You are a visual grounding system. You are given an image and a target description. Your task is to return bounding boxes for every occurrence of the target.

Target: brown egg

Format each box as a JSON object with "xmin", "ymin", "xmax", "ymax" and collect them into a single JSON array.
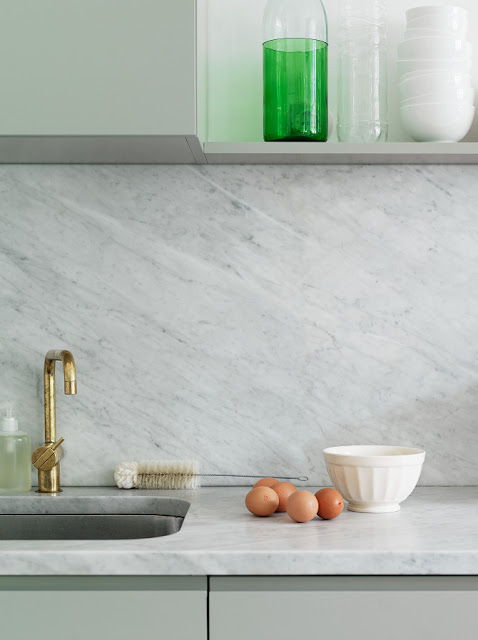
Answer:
[
  {"xmin": 315, "ymin": 488, "xmax": 344, "ymax": 520},
  {"xmin": 271, "ymin": 482, "xmax": 296, "ymax": 512},
  {"xmin": 253, "ymin": 477, "xmax": 279, "ymax": 488},
  {"xmin": 286, "ymin": 490, "xmax": 319, "ymax": 523},
  {"xmin": 245, "ymin": 486, "xmax": 279, "ymax": 516}
]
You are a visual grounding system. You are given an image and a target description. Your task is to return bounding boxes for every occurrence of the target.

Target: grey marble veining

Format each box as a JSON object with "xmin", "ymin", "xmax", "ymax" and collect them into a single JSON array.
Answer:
[
  {"xmin": 0, "ymin": 487, "xmax": 476, "ymax": 575},
  {"xmin": 0, "ymin": 165, "xmax": 478, "ymax": 486}
]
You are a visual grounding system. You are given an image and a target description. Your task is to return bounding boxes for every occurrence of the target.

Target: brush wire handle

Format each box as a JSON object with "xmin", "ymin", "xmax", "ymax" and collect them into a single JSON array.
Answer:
[
  {"xmin": 114, "ymin": 461, "xmax": 308, "ymax": 490},
  {"xmin": 199, "ymin": 474, "xmax": 309, "ymax": 481}
]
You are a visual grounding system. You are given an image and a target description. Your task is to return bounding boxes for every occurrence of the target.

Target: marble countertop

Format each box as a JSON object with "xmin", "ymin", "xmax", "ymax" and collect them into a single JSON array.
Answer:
[{"xmin": 0, "ymin": 486, "xmax": 476, "ymax": 576}]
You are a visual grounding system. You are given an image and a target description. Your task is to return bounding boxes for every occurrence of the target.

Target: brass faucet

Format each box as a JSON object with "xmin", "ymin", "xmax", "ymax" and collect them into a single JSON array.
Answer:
[{"xmin": 32, "ymin": 350, "xmax": 77, "ymax": 493}]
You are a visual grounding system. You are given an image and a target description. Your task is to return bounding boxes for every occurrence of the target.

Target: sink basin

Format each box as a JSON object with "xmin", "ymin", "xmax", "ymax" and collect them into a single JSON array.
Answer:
[
  {"xmin": 0, "ymin": 514, "xmax": 184, "ymax": 540},
  {"xmin": 0, "ymin": 490, "xmax": 190, "ymax": 540}
]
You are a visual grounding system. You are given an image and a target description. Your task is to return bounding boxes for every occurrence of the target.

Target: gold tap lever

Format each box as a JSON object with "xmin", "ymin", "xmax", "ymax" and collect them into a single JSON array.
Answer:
[
  {"xmin": 32, "ymin": 350, "xmax": 77, "ymax": 493},
  {"xmin": 32, "ymin": 438, "xmax": 65, "ymax": 472}
]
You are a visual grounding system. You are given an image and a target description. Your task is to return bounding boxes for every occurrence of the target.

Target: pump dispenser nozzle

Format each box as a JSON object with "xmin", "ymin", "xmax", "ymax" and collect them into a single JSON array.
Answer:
[{"xmin": 0, "ymin": 401, "xmax": 18, "ymax": 432}]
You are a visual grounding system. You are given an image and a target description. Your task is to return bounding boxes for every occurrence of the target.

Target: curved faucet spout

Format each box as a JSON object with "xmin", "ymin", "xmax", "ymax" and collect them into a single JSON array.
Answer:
[
  {"xmin": 45, "ymin": 349, "xmax": 77, "ymax": 396},
  {"xmin": 44, "ymin": 350, "xmax": 77, "ymax": 446},
  {"xmin": 34, "ymin": 349, "xmax": 77, "ymax": 492}
]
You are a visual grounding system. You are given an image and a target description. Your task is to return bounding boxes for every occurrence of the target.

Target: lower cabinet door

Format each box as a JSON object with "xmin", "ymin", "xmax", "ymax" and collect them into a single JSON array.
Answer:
[
  {"xmin": 0, "ymin": 576, "xmax": 207, "ymax": 640},
  {"xmin": 209, "ymin": 576, "xmax": 478, "ymax": 640}
]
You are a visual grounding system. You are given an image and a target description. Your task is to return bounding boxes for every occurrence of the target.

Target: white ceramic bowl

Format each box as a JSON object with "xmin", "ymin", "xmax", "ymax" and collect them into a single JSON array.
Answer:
[
  {"xmin": 404, "ymin": 27, "xmax": 467, "ymax": 40},
  {"xmin": 323, "ymin": 445, "xmax": 425, "ymax": 513},
  {"xmin": 400, "ymin": 102, "xmax": 475, "ymax": 142},
  {"xmin": 400, "ymin": 87, "xmax": 474, "ymax": 106},
  {"xmin": 398, "ymin": 37, "xmax": 471, "ymax": 61},
  {"xmin": 399, "ymin": 70, "xmax": 471, "ymax": 99},
  {"xmin": 406, "ymin": 5, "xmax": 468, "ymax": 24},
  {"xmin": 398, "ymin": 58, "xmax": 472, "ymax": 77}
]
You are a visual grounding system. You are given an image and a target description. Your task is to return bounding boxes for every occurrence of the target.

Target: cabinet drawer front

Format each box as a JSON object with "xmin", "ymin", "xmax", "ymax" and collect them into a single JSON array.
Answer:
[
  {"xmin": 210, "ymin": 577, "xmax": 478, "ymax": 640},
  {"xmin": 0, "ymin": 576, "xmax": 207, "ymax": 640}
]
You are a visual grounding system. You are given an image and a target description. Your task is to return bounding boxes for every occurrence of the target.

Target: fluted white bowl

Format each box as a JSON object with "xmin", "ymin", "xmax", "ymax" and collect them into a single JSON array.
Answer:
[
  {"xmin": 323, "ymin": 445, "xmax": 425, "ymax": 513},
  {"xmin": 399, "ymin": 70, "xmax": 471, "ymax": 100},
  {"xmin": 398, "ymin": 36, "xmax": 471, "ymax": 61}
]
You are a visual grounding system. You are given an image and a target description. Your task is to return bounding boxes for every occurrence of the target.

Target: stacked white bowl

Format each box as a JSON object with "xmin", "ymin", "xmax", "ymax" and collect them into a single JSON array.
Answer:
[{"xmin": 398, "ymin": 5, "xmax": 475, "ymax": 142}]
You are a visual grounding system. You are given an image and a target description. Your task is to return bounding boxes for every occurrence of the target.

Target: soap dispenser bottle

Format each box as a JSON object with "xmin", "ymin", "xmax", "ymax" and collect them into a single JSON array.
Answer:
[{"xmin": 0, "ymin": 402, "xmax": 31, "ymax": 492}]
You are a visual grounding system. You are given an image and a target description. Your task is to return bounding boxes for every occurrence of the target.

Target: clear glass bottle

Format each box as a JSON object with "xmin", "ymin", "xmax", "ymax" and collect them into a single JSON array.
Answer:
[
  {"xmin": 0, "ymin": 402, "xmax": 31, "ymax": 493},
  {"xmin": 337, "ymin": 0, "xmax": 388, "ymax": 143},
  {"xmin": 263, "ymin": 0, "xmax": 328, "ymax": 142}
]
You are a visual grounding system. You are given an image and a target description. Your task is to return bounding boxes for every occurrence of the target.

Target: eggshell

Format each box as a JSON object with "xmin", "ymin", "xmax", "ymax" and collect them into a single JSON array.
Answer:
[
  {"xmin": 315, "ymin": 488, "xmax": 344, "ymax": 520},
  {"xmin": 271, "ymin": 482, "xmax": 296, "ymax": 512},
  {"xmin": 286, "ymin": 490, "xmax": 319, "ymax": 523},
  {"xmin": 245, "ymin": 486, "xmax": 279, "ymax": 516},
  {"xmin": 253, "ymin": 477, "xmax": 279, "ymax": 488}
]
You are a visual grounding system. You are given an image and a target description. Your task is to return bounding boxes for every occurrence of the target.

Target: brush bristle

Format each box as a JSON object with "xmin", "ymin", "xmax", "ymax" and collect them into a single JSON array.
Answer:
[
  {"xmin": 136, "ymin": 460, "xmax": 200, "ymax": 490},
  {"xmin": 114, "ymin": 461, "xmax": 138, "ymax": 489}
]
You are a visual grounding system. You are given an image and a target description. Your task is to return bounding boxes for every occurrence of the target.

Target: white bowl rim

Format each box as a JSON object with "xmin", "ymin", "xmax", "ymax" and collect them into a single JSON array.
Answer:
[
  {"xmin": 407, "ymin": 6, "xmax": 468, "ymax": 18},
  {"xmin": 406, "ymin": 26, "xmax": 466, "ymax": 32},
  {"xmin": 400, "ymin": 90, "xmax": 474, "ymax": 104},
  {"xmin": 407, "ymin": 16, "xmax": 468, "ymax": 26},
  {"xmin": 400, "ymin": 69, "xmax": 472, "ymax": 81},
  {"xmin": 400, "ymin": 35, "xmax": 470, "ymax": 43},
  {"xmin": 400, "ymin": 102, "xmax": 475, "ymax": 109},
  {"xmin": 401, "ymin": 67, "xmax": 471, "ymax": 74},
  {"xmin": 405, "ymin": 29, "xmax": 467, "ymax": 34},
  {"xmin": 398, "ymin": 58, "xmax": 472, "ymax": 62},
  {"xmin": 399, "ymin": 71, "xmax": 472, "ymax": 85},
  {"xmin": 404, "ymin": 31, "xmax": 469, "ymax": 39},
  {"xmin": 401, "ymin": 101, "xmax": 475, "ymax": 108},
  {"xmin": 323, "ymin": 445, "xmax": 426, "ymax": 467}
]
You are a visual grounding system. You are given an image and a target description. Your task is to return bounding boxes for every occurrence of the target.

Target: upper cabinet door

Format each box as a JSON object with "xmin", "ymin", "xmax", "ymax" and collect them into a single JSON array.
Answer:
[{"xmin": 0, "ymin": 0, "xmax": 196, "ymax": 135}]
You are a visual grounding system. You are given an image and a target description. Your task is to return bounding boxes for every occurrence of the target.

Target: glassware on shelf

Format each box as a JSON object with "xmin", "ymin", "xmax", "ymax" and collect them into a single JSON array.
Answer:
[
  {"xmin": 337, "ymin": 0, "xmax": 388, "ymax": 143},
  {"xmin": 263, "ymin": 0, "xmax": 328, "ymax": 142}
]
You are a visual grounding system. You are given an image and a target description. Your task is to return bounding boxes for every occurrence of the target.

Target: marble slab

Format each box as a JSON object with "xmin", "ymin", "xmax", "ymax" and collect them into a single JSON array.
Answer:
[
  {"xmin": 0, "ymin": 487, "xmax": 476, "ymax": 575},
  {"xmin": 0, "ymin": 165, "xmax": 478, "ymax": 486}
]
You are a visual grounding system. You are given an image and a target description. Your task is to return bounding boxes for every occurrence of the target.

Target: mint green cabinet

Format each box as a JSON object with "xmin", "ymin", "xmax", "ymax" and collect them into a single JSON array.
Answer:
[
  {"xmin": 0, "ymin": 576, "xmax": 207, "ymax": 640},
  {"xmin": 0, "ymin": 0, "xmax": 206, "ymax": 162},
  {"xmin": 209, "ymin": 577, "xmax": 478, "ymax": 640},
  {"xmin": 3, "ymin": 574, "xmax": 476, "ymax": 639}
]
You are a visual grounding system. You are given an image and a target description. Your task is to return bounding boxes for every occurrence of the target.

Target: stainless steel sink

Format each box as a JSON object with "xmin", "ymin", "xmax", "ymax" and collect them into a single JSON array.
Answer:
[
  {"xmin": 0, "ymin": 491, "xmax": 190, "ymax": 541},
  {"xmin": 0, "ymin": 514, "xmax": 184, "ymax": 540}
]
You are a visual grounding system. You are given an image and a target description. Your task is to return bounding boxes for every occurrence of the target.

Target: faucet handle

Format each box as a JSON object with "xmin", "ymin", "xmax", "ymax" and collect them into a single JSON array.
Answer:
[{"xmin": 32, "ymin": 437, "xmax": 65, "ymax": 471}]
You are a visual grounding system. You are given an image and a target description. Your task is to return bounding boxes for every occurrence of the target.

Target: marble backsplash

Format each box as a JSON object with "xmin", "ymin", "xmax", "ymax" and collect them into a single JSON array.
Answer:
[{"xmin": 1, "ymin": 164, "xmax": 477, "ymax": 487}]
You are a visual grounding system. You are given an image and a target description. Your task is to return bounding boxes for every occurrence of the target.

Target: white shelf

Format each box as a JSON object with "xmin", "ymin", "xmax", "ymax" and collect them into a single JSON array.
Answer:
[{"xmin": 203, "ymin": 142, "xmax": 478, "ymax": 164}]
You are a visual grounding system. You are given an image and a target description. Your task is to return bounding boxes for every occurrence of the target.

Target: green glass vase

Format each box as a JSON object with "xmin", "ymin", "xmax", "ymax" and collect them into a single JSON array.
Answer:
[
  {"xmin": 263, "ymin": 38, "xmax": 328, "ymax": 142},
  {"xmin": 263, "ymin": 0, "xmax": 328, "ymax": 142}
]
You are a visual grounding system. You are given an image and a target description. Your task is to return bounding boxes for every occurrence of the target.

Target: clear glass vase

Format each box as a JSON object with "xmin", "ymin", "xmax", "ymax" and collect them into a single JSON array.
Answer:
[
  {"xmin": 263, "ymin": 0, "xmax": 328, "ymax": 142},
  {"xmin": 337, "ymin": 0, "xmax": 388, "ymax": 143}
]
